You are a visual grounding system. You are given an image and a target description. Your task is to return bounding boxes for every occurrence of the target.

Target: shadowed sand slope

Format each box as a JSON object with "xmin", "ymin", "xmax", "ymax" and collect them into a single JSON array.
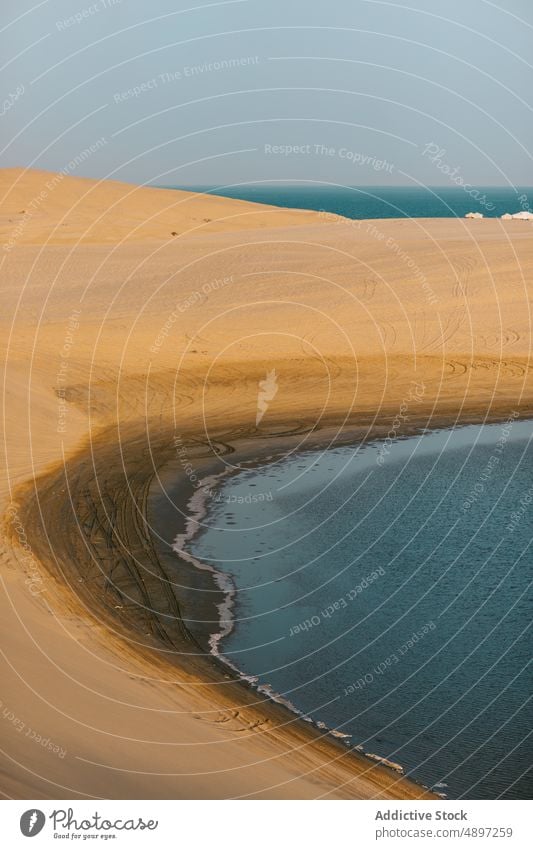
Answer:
[{"xmin": 1, "ymin": 169, "xmax": 532, "ymax": 799}]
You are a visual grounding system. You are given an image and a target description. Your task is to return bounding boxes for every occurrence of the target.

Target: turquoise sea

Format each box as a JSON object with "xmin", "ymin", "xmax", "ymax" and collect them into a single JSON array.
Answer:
[{"xmin": 185, "ymin": 420, "xmax": 533, "ymax": 799}]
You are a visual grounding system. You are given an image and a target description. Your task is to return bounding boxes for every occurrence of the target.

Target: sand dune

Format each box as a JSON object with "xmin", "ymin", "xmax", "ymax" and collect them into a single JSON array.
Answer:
[{"xmin": 1, "ymin": 168, "xmax": 532, "ymax": 799}]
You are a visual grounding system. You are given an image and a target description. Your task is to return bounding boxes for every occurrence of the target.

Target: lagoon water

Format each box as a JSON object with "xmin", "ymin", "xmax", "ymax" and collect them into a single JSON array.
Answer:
[
  {"xmin": 177, "ymin": 185, "xmax": 533, "ymax": 220},
  {"xmin": 187, "ymin": 420, "xmax": 533, "ymax": 798}
]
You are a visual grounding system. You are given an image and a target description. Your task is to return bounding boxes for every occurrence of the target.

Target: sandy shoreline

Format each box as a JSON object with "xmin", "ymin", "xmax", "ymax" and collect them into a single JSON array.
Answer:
[{"xmin": 2, "ymin": 168, "xmax": 532, "ymax": 798}]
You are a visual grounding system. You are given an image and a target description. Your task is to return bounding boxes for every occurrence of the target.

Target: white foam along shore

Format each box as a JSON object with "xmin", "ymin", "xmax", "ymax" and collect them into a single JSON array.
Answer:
[{"xmin": 171, "ymin": 467, "xmax": 237, "ymax": 657}]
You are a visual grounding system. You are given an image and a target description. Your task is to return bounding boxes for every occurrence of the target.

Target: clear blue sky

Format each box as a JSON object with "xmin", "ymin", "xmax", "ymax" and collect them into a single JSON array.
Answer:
[{"xmin": 2, "ymin": 0, "xmax": 532, "ymax": 187}]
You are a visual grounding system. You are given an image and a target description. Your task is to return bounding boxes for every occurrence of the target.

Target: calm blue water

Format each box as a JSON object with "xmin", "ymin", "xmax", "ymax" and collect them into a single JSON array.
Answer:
[
  {"xmin": 174, "ymin": 185, "xmax": 533, "ymax": 220},
  {"xmin": 187, "ymin": 419, "xmax": 533, "ymax": 799}
]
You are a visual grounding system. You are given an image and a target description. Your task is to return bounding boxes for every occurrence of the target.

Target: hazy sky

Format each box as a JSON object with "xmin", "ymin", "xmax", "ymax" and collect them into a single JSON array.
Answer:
[{"xmin": 2, "ymin": 0, "xmax": 532, "ymax": 187}]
